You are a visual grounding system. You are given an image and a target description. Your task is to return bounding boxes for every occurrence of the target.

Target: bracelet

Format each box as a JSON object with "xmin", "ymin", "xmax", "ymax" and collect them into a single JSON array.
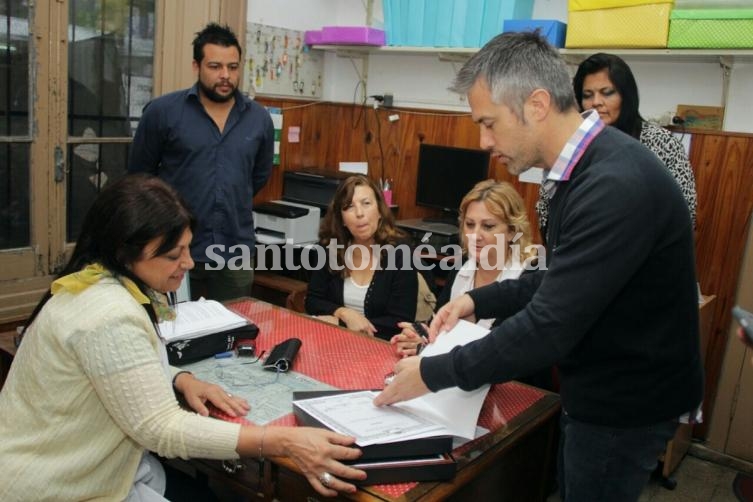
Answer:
[
  {"xmin": 259, "ymin": 425, "xmax": 267, "ymax": 461},
  {"xmin": 172, "ymin": 371, "xmax": 192, "ymax": 392}
]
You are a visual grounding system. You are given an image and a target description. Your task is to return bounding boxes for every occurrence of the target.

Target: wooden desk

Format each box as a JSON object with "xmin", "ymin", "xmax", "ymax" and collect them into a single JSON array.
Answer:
[{"xmin": 179, "ymin": 299, "xmax": 561, "ymax": 501}]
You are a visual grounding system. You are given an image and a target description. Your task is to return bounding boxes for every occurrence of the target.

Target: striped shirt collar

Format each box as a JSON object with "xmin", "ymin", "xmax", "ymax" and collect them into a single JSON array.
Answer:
[{"xmin": 542, "ymin": 110, "xmax": 605, "ymax": 195}]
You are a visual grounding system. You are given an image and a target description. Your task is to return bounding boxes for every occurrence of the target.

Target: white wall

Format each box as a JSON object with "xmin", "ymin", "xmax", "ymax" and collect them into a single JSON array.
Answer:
[{"xmin": 247, "ymin": 0, "xmax": 752, "ymax": 133}]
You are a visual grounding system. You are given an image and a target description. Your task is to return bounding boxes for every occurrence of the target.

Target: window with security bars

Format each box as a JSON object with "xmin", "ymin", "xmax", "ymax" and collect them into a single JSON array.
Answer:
[
  {"xmin": 66, "ymin": 0, "xmax": 155, "ymax": 241},
  {"xmin": 0, "ymin": 0, "xmax": 31, "ymax": 249}
]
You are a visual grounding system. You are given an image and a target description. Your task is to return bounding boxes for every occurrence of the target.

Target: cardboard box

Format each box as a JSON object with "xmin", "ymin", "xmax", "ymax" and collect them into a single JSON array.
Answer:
[
  {"xmin": 566, "ymin": 2, "xmax": 672, "ymax": 48},
  {"xmin": 503, "ymin": 19, "xmax": 567, "ymax": 47},
  {"xmin": 668, "ymin": 8, "xmax": 753, "ymax": 48}
]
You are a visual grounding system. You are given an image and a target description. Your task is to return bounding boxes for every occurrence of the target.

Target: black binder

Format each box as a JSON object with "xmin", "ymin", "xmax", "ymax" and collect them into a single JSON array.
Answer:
[{"xmin": 292, "ymin": 390, "xmax": 456, "ymax": 485}]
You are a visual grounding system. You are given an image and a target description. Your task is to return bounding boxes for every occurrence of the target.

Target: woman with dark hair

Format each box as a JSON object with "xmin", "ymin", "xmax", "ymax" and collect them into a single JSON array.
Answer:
[
  {"xmin": 537, "ymin": 52, "xmax": 697, "ymax": 236},
  {"xmin": 305, "ymin": 175, "xmax": 418, "ymax": 340},
  {"xmin": 0, "ymin": 174, "xmax": 365, "ymax": 501}
]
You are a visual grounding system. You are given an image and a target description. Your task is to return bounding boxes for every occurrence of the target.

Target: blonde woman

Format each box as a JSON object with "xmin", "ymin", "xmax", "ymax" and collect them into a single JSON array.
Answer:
[{"xmin": 392, "ymin": 180, "xmax": 538, "ymax": 354}]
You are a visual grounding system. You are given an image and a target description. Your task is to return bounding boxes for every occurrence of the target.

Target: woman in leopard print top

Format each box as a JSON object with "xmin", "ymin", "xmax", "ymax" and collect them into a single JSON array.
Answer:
[{"xmin": 536, "ymin": 53, "xmax": 697, "ymax": 238}]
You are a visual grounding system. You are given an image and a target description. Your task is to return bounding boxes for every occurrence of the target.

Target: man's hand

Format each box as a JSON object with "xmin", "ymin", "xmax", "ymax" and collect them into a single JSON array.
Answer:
[
  {"xmin": 173, "ymin": 372, "xmax": 250, "ymax": 417},
  {"xmin": 373, "ymin": 357, "xmax": 429, "ymax": 406},
  {"xmin": 428, "ymin": 293, "xmax": 476, "ymax": 340}
]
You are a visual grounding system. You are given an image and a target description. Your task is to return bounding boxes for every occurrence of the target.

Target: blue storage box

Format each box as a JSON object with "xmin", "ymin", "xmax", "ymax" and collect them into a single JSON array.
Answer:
[{"xmin": 502, "ymin": 19, "xmax": 567, "ymax": 47}]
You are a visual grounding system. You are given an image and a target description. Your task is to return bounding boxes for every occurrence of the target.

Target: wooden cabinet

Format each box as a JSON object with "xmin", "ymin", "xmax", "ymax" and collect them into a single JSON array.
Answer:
[{"xmin": 660, "ymin": 294, "xmax": 716, "ymax": 484}]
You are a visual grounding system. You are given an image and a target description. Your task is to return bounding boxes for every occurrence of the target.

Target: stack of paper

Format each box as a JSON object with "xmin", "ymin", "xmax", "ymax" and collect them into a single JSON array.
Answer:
[
  {"xmin": 158, "ymin": 299, "xmax": 249, "ymax": 342},
  {"xmin": 294, "ymin": 320, "xmax": 491, "ymax": 445}
]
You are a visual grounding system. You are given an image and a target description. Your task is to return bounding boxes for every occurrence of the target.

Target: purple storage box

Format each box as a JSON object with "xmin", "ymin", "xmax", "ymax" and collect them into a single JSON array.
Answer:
[
  {"xmin": 304, "ymin": 30, "xmax": 323, "ymax": 45},
  {"xmin": 320, "ymin": 26, "xmax": 386, "ymax": 45}
]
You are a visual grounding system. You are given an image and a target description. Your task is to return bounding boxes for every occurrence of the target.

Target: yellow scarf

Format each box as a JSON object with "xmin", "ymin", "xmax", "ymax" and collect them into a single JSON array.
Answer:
[{"xmin": 51, "ymin": 263, "xmax": 150, "ymax": 305}]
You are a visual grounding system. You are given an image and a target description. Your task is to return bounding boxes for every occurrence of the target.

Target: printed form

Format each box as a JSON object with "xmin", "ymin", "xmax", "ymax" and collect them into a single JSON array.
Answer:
[{"xmin": 294, "ymin": 320, "xmax": 491, "ymax": 445}]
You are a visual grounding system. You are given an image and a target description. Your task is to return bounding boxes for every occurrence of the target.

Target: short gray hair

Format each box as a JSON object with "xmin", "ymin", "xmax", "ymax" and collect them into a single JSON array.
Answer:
[{"xmin": 450, "ymin": 32, "xmax": 577, "ymax": 120}]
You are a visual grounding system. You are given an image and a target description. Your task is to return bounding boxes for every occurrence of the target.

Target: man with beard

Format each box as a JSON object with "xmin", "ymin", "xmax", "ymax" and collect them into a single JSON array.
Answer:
[{"xmin": 129, "ymin": 23, "xmax": 273, "ymax": 301}]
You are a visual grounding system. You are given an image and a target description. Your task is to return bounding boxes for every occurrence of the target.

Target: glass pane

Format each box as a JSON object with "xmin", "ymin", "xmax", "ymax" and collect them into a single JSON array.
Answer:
[
  {"xmin": 68, "ymin": 0, "xmax": 155, "ymax": 138},
  {"xmin": 0, "ymin": 0, "xmax": 31, "ymax": 137},
  {"xmin": 0, "ymin": 142, "xmax": 30, "ymax": 248},
  {"xmin": 66, "ymin": 142, "xmax": 129, "ymax": 241}
]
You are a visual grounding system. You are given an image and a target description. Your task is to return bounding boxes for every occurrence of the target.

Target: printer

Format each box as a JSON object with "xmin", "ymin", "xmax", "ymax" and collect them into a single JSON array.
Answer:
[
  {"xmin": 254, "ymin": 200, "xmax": 320, "ymax": 245},
  {"xmin": 253, "ymin": 170, "xmax": 346, "ymax": 245}
]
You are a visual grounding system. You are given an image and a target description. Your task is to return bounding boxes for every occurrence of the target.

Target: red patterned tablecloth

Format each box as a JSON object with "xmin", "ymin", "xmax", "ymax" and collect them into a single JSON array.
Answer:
[{"xmin": 214, "ymin": 300, "xmax": 546, "ymax": 499}]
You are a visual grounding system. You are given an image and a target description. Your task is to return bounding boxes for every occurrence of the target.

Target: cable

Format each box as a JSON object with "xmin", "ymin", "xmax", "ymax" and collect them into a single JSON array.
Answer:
[
  {"xmin": 372, "ymin": 105, "xmax": 386, "ymax": 186},
  {"xmin": 352, "ymin": 78, "xmax": 368, "ymax": 129}
]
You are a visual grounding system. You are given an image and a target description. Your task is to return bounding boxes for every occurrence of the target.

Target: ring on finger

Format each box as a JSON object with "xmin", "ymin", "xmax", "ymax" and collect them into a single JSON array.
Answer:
[{"xmin": 319, "ymin": 471, "xmax": 334, "ymax": 487}]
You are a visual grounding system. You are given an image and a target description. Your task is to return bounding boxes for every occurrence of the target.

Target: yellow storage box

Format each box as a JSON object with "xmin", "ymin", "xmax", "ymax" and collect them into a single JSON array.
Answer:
[
  {"xmin": 569, "ymin": 0, "xmax": 671, "ymax": 11},
  {"xmin": 566, "ymin": 3, "xmax": 672, "ymax": 48}
]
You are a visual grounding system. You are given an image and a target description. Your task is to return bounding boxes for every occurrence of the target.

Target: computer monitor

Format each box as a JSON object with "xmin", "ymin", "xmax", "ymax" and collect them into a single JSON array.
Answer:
[{"xmin": 415, "ymin": 143, "xmax": 490, "ymax": 224}]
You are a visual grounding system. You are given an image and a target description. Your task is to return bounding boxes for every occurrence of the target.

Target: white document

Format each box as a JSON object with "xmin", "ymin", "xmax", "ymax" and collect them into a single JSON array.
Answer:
[
  {"xmin": 294, "ymin": 391, "xmax": 449, "ymax": 446},
  {"xmin": 158, "ymin": 298, "xmax": 248, "ymax": 342},
  {"xmin": 293, "ymin": 320, "xmax": 491, "ymax": 445},
  {"xmin": 400, "ymin": 320, "xmax": 492, "ymax": 441}
]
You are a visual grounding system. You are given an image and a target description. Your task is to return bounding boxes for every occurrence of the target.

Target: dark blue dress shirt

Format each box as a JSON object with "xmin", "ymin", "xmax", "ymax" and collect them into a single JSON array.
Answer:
[{"xmin": 128, "ymin": 84, "xmax": 274, "ymax": 264}]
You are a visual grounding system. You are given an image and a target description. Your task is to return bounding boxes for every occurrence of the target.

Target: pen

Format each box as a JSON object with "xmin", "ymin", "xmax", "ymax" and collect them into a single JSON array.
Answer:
[{"xmin": 412, "ymin": 322, "xmax": 430, "ymax": 354}]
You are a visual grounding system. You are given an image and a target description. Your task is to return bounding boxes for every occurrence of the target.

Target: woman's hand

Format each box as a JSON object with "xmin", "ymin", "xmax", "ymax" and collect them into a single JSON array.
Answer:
[
  {"xmin": 173, "ymin": 372, "xmax": 250, "ymax": 418},
  {"xmin": 316, "ymin": 315, "xmax": 340, "ymax": 325},
  {"xmin": 335, "ymin": 308, "xmax": 377, "ymax": 336},
  {"xmin": 391, "ymin": 322, "xmax": 425, "ymax": 358},
  {"xmin": 275, "ymin": 427, "xmax": 367, "ymax": 497}
]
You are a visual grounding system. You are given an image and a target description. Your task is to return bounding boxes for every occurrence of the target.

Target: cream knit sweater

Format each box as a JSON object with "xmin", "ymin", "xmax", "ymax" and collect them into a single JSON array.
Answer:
[{"xmin": 0, "ymin": 278, "xmax": 241, "ymax": 501}]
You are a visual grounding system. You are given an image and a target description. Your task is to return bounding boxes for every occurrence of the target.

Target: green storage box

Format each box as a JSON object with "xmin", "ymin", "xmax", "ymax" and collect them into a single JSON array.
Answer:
[{"xmin": 668, "ymin": 8, "xmax": 753, "ymax": 48}]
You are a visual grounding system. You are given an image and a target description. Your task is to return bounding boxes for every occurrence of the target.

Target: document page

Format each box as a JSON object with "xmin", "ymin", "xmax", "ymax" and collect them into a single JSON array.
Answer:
[
  {"xmin": 294, "ymin": 390, "xmax": 450, "ymax": 445},
  {"xmin": 159, "ymin": 299, "xmax": 248, "ymax": 341},
  {"xmin": 399, "ymin": 320, "xmax": 491, "ymax": 440},
  {"xmin": 293, "ymin": 320, "xmax": 492, "ymax": 444}
]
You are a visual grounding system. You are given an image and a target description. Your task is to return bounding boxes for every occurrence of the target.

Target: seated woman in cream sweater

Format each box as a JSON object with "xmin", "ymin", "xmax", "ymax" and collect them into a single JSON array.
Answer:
[{"xmin": 0, "ymin": 175, "xmax": 365, "ymax": 501}]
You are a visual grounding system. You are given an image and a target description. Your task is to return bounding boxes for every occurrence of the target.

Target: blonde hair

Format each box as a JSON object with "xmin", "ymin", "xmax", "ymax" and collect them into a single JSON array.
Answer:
[{"xmin": 458, "ymin": 179, "xmax": 536, "ymax": 261}]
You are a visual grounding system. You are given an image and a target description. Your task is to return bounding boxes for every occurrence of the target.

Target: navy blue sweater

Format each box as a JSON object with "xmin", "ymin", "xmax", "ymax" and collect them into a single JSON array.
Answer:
[{"xmin": 421, "ymin": 127, "xmax": 703, "ymax": 427}]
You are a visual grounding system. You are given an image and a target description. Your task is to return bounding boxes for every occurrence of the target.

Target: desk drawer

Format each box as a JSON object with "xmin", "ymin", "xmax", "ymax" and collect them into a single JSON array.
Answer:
[{"xmin": 193, "ymin": 458, "xmax": 267, "ymax": 500}]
